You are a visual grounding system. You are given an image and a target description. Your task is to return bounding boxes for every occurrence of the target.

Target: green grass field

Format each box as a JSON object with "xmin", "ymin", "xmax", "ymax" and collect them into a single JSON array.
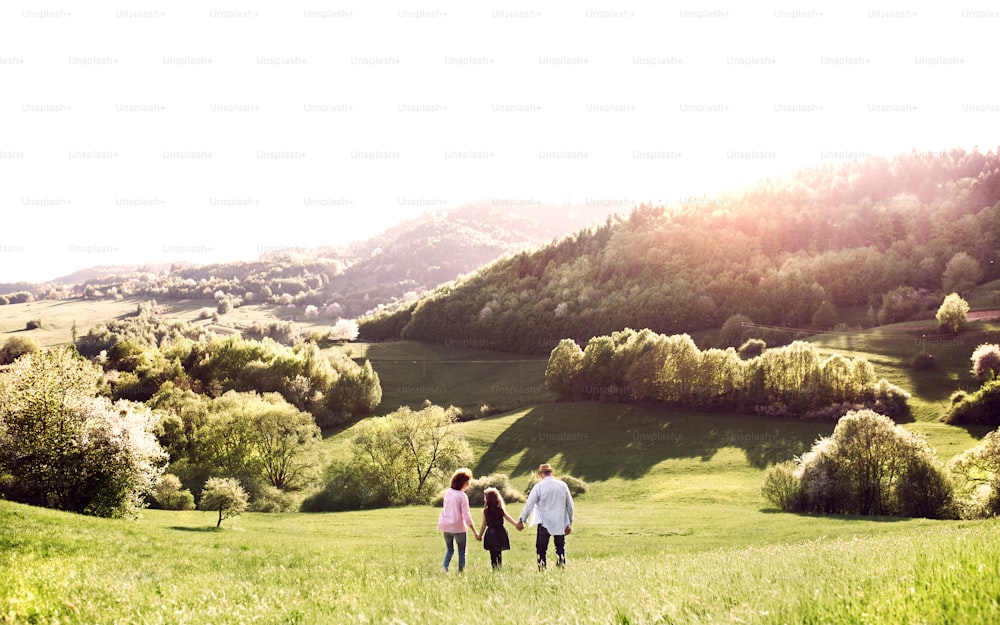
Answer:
[
  {"xmin": 5, "ymin": 298, "xmax": 1000, "ymax": 623},
  {"xmin": 0, "ymin": 404, "xmax": 1000, "ymax": 624},
  {"xmin": 0, "ymin": 298, "xmax": 140, "ymax": 348},
  {"xmin": 4, "ymin": 399, "xmax": 997, "ymax": 624},
  {"xmin": 344, "ymin": 341, "xmax": 552, "ymax": 416}
]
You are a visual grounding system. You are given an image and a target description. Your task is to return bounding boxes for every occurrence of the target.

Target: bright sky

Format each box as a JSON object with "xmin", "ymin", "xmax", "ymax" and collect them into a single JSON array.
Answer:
[{"xmin": 0, "ymin": 1, "xmax": 995, "ymax": 283}]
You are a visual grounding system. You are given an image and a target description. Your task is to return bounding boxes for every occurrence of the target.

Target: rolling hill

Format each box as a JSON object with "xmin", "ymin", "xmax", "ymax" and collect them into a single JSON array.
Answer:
[{"xmin": 360, "ymin": 148, "xmax": 1000, "ymax": 353}]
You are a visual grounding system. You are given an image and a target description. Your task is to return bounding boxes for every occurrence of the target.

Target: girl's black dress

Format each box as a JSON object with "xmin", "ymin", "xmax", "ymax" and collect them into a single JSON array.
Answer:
[{"xmin": 482, "ymin": 507, "xmax": 510, "ymax": 552}]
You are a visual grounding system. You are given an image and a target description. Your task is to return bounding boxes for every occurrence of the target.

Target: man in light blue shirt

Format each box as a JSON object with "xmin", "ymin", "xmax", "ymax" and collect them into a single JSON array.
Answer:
[{"xmin": 516, "ymin": 463, "xmax": 574, "ymax": 570}]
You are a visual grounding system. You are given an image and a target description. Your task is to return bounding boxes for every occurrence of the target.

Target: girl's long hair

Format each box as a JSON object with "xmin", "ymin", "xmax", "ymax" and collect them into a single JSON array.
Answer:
[{"xmin": 483, "ymin": 487, "xmax": 505, "ymax": 512}]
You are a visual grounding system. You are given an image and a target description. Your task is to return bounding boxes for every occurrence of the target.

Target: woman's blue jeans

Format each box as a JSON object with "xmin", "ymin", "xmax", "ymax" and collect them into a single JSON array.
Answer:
[{"xmin": 442, "ymin": 531, "xmax": 468, "ymax": 572}]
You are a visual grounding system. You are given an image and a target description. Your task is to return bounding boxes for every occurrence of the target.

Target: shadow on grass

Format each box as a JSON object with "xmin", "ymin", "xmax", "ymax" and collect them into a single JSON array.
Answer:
[
  {"xmin": 944, "ymin": 423, "xmax": 996, "ymax": 440},
  {"xmin": 169, "ymin": 526, "xmax": 222, "ymax": 532},
  {"xmin": 475, "ymin": 403, "xmax": 832, "ymax": 482},
  {"xmin": 363, "ymin": 341, "xmax": 553, "ymax": 416},
  {"xmin": 759, "ymin": 509, "xmax": 911, "ymax": 523}
]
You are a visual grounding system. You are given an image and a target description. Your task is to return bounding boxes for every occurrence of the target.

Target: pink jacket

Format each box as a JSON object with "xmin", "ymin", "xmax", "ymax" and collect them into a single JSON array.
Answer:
[{"xmin": 437, "ymin": 488, "xmax": 474, "ymax": 533}]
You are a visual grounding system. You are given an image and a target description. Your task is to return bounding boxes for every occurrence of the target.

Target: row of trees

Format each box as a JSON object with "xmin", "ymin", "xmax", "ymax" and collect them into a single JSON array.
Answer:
[
  {"xmin": 544, "ymin": 329, "xmax": 909, "ymax": 419},
  {"xmin": 362, "ymin": 149, "xmax": 1000, "ymax": 353},
  {"xmin": 0, "ymin": 290, "xmax": 34, "ymax": 305},
  {"xmin": 78, "ymin": 302, "xmax": 381, "ymax": 425}
]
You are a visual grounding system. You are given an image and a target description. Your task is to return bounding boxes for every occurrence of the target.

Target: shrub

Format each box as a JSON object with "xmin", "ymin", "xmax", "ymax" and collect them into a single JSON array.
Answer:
[
  {"xmin": 0, "ymin": 348, "xmax": 167, "ymax": 518},
  {"xmin": 738, "ymin": 338, "xmax": 766, "ymax": 359},
  {"xmin": 971, "ymin": 344, "xmax": 1000, "ymax": 381},
  {"xmin": 943, "ymin": 379, "xmax": 1000, "ymax": 425},
  {"xmin": 911, "ymin": 351, "xmax": 937, "ymax": 371},
  {"xmin": 761, "ymin": 460, "xmax": 803, "ymax": 511},
  {"xmin": 895, "ymin": 457, "xmax": 956, "ymax": 519},
  {"xmin": 153, "ymin": 474, "xmax": 196, "ymax": 511},
  {"xmin": 793, "ymin": 410, "xmax": 952, "ymax": 518},
  {"xmin": 251, "ymin": 485, "xmax": 296, "ymax": 513},
  {"xmin": 956, "ymin": 483, "xmax": 1000, "ymax": 520},
  {"xmin": 348, "ymin": 405, "xmax": 471, "ymax": 505},
  {"xmin": 864, "ymin": 379, "xmax": 911, "ymax": 420},
  {"xmin": 167, "ymin": 489, "xmax": 195, "ymax": 511},
  {"xmin": 465, "ymin": 474, "xmax": 525, "ymax": 507},
  {"xmin": 0, "ymin": 336, "xmax": 40, "ymax": 365},
  {"xmin": 718, "ymin": 315, "xmax": 753, "ymax": 349},
  {"xmin": 525, "ymin": 474, "xmax": 588, "ymax": 498},
  {"xmin": 811, "ymin": 302, "xmax": 839, "ymax": 331},
  {"xmin": 949, "ymin": 428, "xmax": 1000, "ymax": 518},
  {"xmin": 299, "ymin": 461, "xmax": 389, "ymax": 512},
  {"xmin": 25, "ymin": 319, "xmax": 41, "ymax": 330},
  {"xmin": 936, "ymin": 292, "xmax": 969, "ymax": 334}
]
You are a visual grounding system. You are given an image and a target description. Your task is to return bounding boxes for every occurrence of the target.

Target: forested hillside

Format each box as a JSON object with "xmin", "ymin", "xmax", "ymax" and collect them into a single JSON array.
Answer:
[{"xmin": 360, "ymin": 149, "xmax": 1000, "ymax": 353}]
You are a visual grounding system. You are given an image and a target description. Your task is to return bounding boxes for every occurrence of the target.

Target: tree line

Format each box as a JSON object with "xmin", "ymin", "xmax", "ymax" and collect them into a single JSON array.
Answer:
[
  {"xmin": 75, "ymin": 301, "xmax": 381, "ymax": 425},
  {"xmin": 543, "ymin": 328, "xmax": 909, "ymax": 420}
]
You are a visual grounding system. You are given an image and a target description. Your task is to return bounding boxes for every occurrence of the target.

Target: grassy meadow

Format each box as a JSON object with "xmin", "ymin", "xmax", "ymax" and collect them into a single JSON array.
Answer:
[
  {"xmin": 346, "ymin": 340, "xmax": 552, "ymax": 416},
  {"xmin": 4, "ymin": 399, "xmax": 999, "ymax": 624},
  {"xmin": 0, "ymin": 297, "xmax": 340, "ymax": 350},
  {"xmin": 4, "ymin": 444, "xmax": 1000, "ymax": 624},
  {"xmin": 4, "ymin": 297, "xmax": 1000, "ymax": 623}
]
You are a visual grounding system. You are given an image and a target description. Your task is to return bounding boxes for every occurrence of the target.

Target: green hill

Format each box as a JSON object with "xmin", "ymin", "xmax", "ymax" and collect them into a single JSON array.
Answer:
[{"xmin": 361, "ymin": 148, "xmax": 1000, "ymax": 353}]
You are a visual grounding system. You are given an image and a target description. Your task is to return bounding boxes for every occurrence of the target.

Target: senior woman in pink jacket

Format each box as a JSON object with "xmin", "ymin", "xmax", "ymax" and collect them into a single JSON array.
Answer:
[{"xmin": 437, "ymin": 468, "xmax": 480, "ymax": 572}]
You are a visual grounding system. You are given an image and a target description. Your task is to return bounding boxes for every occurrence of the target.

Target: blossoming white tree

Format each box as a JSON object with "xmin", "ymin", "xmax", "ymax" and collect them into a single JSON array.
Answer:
[
  {"xmin": 971, "ymin": 344, "xmax": 1000, "ymax": 381},
  {"xmin": 0, "ymin": 347, "xmax": 167, "ymax": 518}
]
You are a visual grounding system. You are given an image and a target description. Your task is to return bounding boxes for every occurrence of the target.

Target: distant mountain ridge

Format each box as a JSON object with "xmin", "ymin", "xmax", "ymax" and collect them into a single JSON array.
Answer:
[{"xmin": 1, "ymin": 201, "xmax": 624, "ymax": 316}]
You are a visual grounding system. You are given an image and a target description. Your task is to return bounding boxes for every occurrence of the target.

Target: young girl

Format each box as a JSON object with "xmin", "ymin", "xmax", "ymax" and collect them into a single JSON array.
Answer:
[
  {"xmin": 477, "ymin": 487, "xmax": 517, "ymax": 569},
  {"xmin": 437, "ymin": 468, "xmax": 479, "ymax": 572}
]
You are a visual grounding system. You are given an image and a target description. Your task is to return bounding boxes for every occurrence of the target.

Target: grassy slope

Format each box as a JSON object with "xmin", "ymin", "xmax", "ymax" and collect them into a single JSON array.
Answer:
[
  {"xmin": 3, "ymin": 404, "xmax": 999, "ymax": 625},
  {"xmin": 5, "ymin": 301, "xmax": 1000, "ymax": 622},
  {"xmin": 345, "ymin": 340, "xmax": 552, "ymax": 416},
  {"xmin": 0, "ymin": 298, "xmax": 139, "ymax": 348}
]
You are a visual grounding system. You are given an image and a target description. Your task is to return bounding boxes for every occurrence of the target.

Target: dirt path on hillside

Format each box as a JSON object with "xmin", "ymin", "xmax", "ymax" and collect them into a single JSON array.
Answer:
[{"xmin": 967, "ymin": 309, "xmax": 1000, "ymax": 322}]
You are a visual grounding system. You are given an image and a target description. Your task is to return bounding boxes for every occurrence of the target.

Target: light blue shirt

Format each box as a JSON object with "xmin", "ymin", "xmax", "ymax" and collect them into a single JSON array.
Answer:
[{"xmin": 519, "ymin": 475, "xmax": 574, "ymax": 535}]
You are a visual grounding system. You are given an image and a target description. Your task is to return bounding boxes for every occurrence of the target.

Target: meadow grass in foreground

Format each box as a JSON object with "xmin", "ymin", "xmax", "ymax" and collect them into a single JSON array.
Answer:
[{"xmin": 3, "ymin": 501, "xmax": 999, "ymax": 625}]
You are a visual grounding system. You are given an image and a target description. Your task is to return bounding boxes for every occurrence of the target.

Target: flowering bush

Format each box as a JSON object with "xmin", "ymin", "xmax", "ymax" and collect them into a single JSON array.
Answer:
[
  {"xmin": 763, "ymin": 410, "xmax": 953, "ymax": 518},
  {"xmin": 0, "ymin": 347, "xmax": 167, "ymax": 518}
]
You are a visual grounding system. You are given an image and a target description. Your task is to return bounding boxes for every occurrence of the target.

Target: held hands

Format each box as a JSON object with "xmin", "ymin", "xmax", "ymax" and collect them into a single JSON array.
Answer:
[
  {"xmin": 476, "ymin": 533, "xmax": 483, "ymax": 542},
  {"xmin": 515, "ymin": 520, "xmax": 524, "ymax": 531}
]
